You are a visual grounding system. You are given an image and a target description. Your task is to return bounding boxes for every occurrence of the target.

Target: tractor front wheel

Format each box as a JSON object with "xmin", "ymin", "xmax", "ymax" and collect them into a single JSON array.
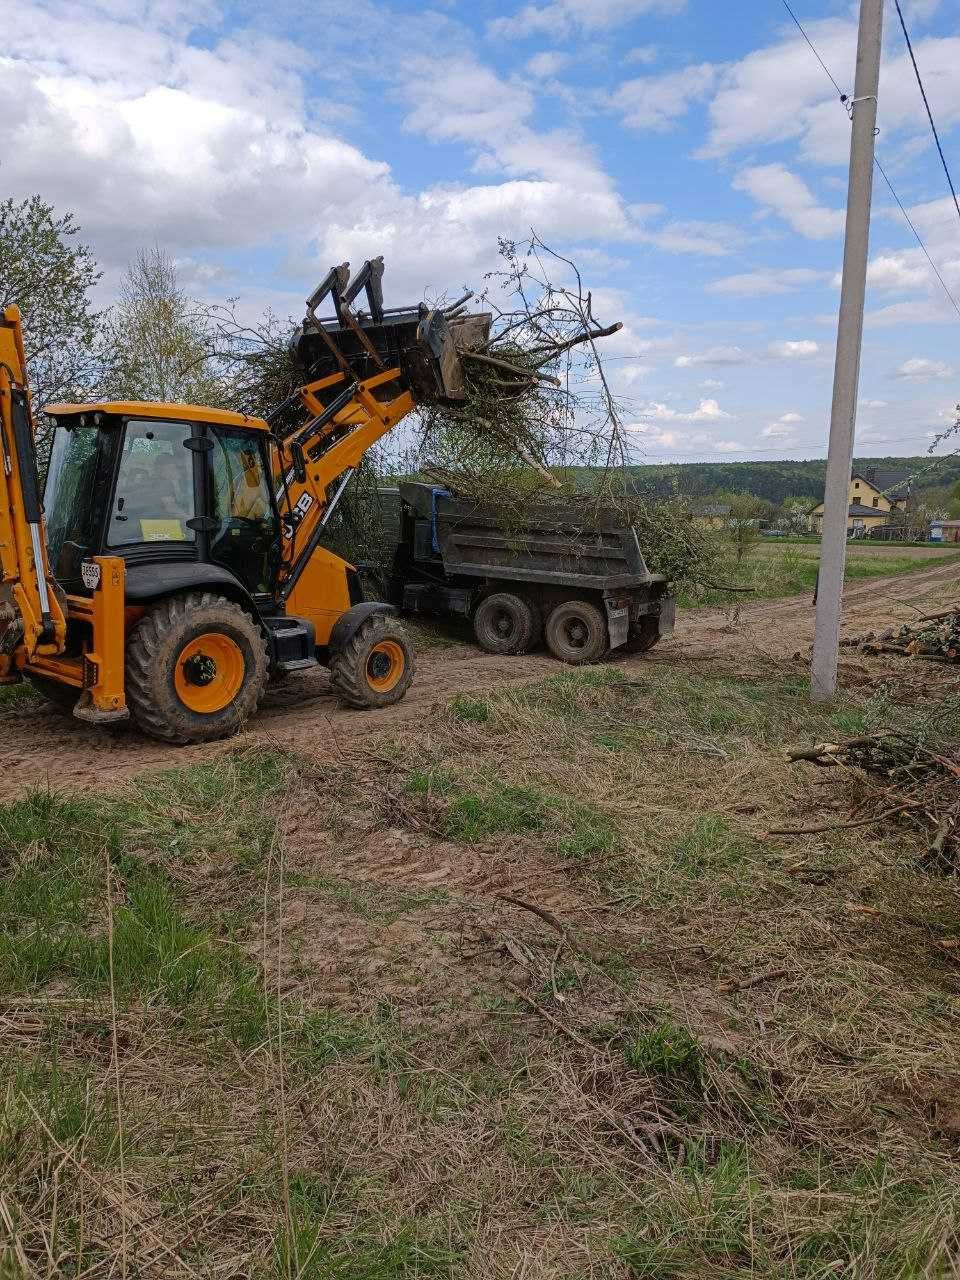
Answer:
[
  {"xmin": 125, "ymin": 593, "xmax": 269, "ymax": 744},
  {"xmin": 330, "ymin": 613, "xmax": 415, "ymax": 709}
]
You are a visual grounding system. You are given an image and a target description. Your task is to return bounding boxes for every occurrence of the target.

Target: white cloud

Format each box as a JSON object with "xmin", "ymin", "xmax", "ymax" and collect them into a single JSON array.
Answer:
[
  {"xmin": 613, "ymin": 63, "xmax": 717, "ymax": 131},
  {"xmin": 762, "ymin": 411, "xmax": 804, "ymax": 438},
  {"xmin": 641, "ymin": 397, "xmax": 733, "ymax": 422},
  {"xmin": 676, "ymin": 340, "xmax": 820, "ymax": 368},
  {"xmin": 675, "ymin": 345, "xmax": 749, "ymax": 368},
  {"xmin": 525, "ymin": 51, "xmax": 570, "ymax": 78},
  {"xmin": 892, "ymin": 358, "xmax": 955, "ymax": 381},
  {"xmin": 701, "ymin": 378, "xmax": 724, "ymax": 389},
  {"xmin": 733, "ymin": 165, "xmax": 843, "ymax": 240},
  {"xmin": 3, "ymin": 4, "xmax": 666, "ymax": 303},
  {"xmin": 489, "ymin": 0, "xmax": 685, "ymax": 39},
  {"xmin": 706, "ymin": 267, "xmax": 831, "ymax": 297},
  {"xmin": 703, "ymin": 19, "xmax": 960, "ymax": 166},
  {"xmin": 624, "ymin": 45, "xmax": 659, "ymax": 65},
  {"xmin": 767, "ymin": 339, "xmax": 819, "ymax": 359},
  {"xmin": 860, "ymin": 399, "xmax": 887, "ymax": 409}
]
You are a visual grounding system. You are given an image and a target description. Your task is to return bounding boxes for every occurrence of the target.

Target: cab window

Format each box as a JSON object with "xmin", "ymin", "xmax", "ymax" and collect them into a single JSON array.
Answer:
[
  {"xmin": 108, "ymin": 420, "xmax": 195, "ymax": 546},
  {"xmin": 208, "ymin": 429, "xmax": 277, "ymax": 594}
]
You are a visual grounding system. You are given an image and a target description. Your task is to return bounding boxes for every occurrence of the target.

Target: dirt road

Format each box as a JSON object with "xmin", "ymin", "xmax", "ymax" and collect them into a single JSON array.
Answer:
[{"xmin": 1, "ymin": 557, "xmax": 957, "ymax": 799}]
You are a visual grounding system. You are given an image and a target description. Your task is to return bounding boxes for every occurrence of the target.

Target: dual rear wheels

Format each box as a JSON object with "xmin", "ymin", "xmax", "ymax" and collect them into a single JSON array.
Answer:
[{"xmin": 472, "ymin": 592, "xmax": 612, "ymax": 665}]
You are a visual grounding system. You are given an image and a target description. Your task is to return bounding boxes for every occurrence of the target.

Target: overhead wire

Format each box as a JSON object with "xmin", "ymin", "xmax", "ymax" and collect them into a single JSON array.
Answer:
[
  {"xmin": 891, "ymin": 0, "xmax": 960, "ymax": 228},
  {"xmin": 778, "ymin": 0, "xmax": 960, "ymax": 323}
]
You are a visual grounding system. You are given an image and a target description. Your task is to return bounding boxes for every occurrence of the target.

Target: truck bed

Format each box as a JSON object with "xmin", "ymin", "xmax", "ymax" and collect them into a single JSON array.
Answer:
[{"xmin": 400, "ymin": 483, "xmax": 665, "ymax": 590}]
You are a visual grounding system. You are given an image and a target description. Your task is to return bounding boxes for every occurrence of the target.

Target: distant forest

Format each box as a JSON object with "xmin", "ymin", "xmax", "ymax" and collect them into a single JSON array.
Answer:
[{"xmin": 622, "ymin": 455, "xmax": 960, "ymax": 504}]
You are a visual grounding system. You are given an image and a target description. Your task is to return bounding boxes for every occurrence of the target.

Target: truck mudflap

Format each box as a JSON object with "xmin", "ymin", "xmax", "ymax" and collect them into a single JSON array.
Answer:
[
  {"xmin": 658, "ymin": 597, "xmax": 677, "ymax": 638},
  {"xmin": 605, "ymin": 591, "xmax": 676, "ymax": 650},
  {"xmin": 604, "ymin": 597, "xmax": 632, "ymax": 649}
]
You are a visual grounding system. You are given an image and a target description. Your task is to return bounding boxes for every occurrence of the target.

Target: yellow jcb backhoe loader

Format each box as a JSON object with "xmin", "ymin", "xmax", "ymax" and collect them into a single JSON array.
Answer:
[{"xmin": 0, "ymin": 260, "xmax": 490, "ymax": 743}]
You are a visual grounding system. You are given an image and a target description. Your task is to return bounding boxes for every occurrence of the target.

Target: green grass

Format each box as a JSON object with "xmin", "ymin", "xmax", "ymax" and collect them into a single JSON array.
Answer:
[
  {"xmin": 3, "ymin": 662, "xmax": 959, "ymax": 1278},
  {"xmin": 277, "ymin": 1212, "xmax": 463, "ymax": 1280},
  {"xmin": 623, "ymin": 1021, "xmax": 704, "ymax": 1084},
  {"xmin": 685, "ymin": 541, "xmax": 960, "ymax": 606},
  {"xmin": 405, "ymin": 763, "xmax": 617, "ymax": 860},
  {"xmin": 0, "ymin": 754, "xmax": 288, "ymax": 1029},
  {"xmin": 613, "ymin": 1144, "xmax": 757, "ymax": 1278}
]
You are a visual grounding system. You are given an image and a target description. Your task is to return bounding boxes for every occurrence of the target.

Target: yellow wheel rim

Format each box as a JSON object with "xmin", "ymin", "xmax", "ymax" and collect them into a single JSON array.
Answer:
[
  {"xmin": 174, "ymin": 633, "xmax": 245, "ymax": 714},
  {"xmin": 367, "ymin": 639, "xmax": 405, "ymax": 693}
]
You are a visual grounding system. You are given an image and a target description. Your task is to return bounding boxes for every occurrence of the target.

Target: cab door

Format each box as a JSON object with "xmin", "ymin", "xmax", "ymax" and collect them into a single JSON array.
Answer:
[{"xmin": 205, "ymin": 428, "xmax": 280, "ymax": 598}]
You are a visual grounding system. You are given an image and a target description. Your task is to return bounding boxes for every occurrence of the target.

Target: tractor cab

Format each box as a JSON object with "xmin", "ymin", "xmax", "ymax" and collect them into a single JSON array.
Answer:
[{"xmin": 43, "ymin": 403, "xmax": 280, "ymax": 607}]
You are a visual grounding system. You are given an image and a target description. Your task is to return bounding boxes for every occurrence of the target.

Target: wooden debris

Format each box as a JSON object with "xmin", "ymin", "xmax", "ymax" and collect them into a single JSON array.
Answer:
[{"xmin": 839, "ymin": 610, "xmax": 960, "ymax": 662}]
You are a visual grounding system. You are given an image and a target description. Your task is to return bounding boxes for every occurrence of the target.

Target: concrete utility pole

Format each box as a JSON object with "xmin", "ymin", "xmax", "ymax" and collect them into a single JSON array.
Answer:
[{"xmin": 810, "ymin": 0, "xmax": 885, "ymax": 703}]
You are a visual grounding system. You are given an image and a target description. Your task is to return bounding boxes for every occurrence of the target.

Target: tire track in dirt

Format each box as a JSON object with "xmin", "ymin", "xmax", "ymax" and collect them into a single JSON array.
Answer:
[{"xmin": 0, "ymin": 557, "xmax": 956, "ymax": 800}]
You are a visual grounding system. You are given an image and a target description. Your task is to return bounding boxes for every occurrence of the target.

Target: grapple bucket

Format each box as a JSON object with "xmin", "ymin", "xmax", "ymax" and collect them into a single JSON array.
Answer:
[{"xmin": 292, "ymin": 258, "xmax": 491, "ymax": 406}]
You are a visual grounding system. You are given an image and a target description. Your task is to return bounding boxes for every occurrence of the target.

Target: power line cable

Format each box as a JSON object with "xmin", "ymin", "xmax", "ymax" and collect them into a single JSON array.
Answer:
[
  {"xmin": 778, "ymin": 0, "xmax": 960, "ymax": 323},
  {"xmin": 779, "ymin": 0, "xmax": 848, "ymax": 101},
  {"xmin": 892, "ymin": 0, "xmax": 960, "ymax": 228},
  {"xmin": 873, "ymin": 158, "xmax": 960, "ymax": 320}
]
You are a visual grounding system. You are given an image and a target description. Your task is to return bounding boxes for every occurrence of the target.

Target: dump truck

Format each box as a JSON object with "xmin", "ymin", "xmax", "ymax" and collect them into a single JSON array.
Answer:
[
  {"xmin": 390, "ymin": 482, "xmax": 676, "ymax": 662},
  {"xmin": 0, "ymin": 261, "xmax": 490, "ymax": 742}
]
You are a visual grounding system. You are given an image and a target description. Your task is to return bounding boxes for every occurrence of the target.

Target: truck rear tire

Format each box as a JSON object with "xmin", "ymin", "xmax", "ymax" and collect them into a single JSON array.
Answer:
[
  {"xmin": 125, "ymin": 593, "xmax": 269, "ymax": 744},
  {"xmin": 473, "ymin": 592, "xmax": 541, "ymax": 655},
  {"xmin": 330, "ymin": 613, "xmax": 415, "ymax": 709},
  {"xmin": 545, "ymin": 599, "xmax": 609, "ymax": 665}
]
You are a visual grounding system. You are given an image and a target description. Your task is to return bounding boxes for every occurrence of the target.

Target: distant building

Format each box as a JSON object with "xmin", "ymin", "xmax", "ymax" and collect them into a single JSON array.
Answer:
[
  {"xmin": 809, "ymin": 469, "xmax": 911, "ymax": 535},
  {"xmin": 688, "ymin": 501, "xmax": 731, "ymax": 530},
  {"xmin": 931, "ymin": 519, "xmax": 960, "ymax": 544}
]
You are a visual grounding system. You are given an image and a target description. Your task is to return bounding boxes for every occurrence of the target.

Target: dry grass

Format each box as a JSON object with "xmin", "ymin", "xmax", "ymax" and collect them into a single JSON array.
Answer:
[{"xmin": 2, "ymin": 659, "xmax": 959, "ymax": 1276}]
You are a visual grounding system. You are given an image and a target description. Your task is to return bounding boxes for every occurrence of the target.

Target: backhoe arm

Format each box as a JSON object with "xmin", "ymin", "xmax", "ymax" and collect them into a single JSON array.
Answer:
[{"xmin": 0, "ymin": 306, "xmax": 66, "ymax": 669}]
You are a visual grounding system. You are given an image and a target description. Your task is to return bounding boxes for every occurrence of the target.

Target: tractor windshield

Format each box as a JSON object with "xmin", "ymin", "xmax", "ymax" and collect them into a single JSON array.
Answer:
[{"xmin": 44, "ymin": 422, "xmax": 113, "ymax": 574}]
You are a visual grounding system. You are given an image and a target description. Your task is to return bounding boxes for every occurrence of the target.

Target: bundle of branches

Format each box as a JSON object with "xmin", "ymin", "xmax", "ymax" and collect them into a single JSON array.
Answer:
[
  {"xmin": 786, "ymin": 727, "xmax": 960, "ymax": 871},
  {"xmin": 415, "ymin": 233, "xmax": 629, "ymax": 494},
  {"xmin": 839, "ymin": 605, "xmax": 960, "ymax": 663}
]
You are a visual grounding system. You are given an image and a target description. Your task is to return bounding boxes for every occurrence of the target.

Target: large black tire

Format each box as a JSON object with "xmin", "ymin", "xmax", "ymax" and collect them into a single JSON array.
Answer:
[
  {"xmin": 330, "ymin": 613, "xmax": 415, "ymax": 709},
  {"xmin": 622, "ymin": 618, "xmax": 662, "ymax": 654},
  {"xmin": 544, "ymin": 599, "xmax": 610, "ymax": 665},
  {"xmin": 473, "ymin": 592, "xmax": 542, "ymax": 656},
  {"xmin": 24, "ymin": 673, "xmax": 79, "ymax": 715},
  {"xmin": 125, "ymin": 593, "xmax": 269, "ymax": 744}
]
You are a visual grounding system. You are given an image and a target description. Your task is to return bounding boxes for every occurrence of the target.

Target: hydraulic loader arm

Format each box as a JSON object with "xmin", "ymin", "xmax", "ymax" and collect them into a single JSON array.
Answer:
[
  {"xmin": 0, "ymin": 306, "xmax": 66, "ymax": 666},
  {"xmin": 269, "ymin": 260, "xmax": 491, "ymax": 598},
  {"xmin": 271, "ymin": 368, "xmax": 415, "ymax": 596}
]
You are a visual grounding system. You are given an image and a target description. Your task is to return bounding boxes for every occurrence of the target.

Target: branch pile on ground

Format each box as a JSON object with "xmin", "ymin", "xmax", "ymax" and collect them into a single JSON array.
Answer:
[
  {"xmin": 839, "ymin": 605, "xmax": 960, "ymax": 663},
  {"xmin": 787, "ymin": 729, "xmax": 960, "ymax": 871}
]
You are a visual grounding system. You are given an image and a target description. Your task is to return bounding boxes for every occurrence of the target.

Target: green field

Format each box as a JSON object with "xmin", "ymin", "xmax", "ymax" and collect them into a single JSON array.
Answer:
[{"xmin": 688, "ymin": 540, "xmax": 960, "ymax": 607}]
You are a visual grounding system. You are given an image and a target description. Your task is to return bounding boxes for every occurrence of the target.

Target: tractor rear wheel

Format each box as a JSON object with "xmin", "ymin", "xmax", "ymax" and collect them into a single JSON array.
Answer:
[
  {"xmin": 473, "ymin": 592, "xmax": 541, "ymax": 655},
  {"xmin": 330, "ymin": 613, "xmax": 415, "ymax": 709},
  {"xmin": 125, "ymin": 593, "xmax": 269, "ymax": 744},
  {"xmin": 544, "ymin": 599, "xmax": 610, "ymax": 665}
]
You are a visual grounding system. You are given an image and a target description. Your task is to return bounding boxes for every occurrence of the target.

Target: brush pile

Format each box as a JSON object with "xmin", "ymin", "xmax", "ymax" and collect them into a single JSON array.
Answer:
[
  {"xmin": 788, "ymin": 728, "xmax": 960, "ymax": 871},
  {"xmin": 839, "ymin": 606, "xmax": 960, "ymax": 663}
]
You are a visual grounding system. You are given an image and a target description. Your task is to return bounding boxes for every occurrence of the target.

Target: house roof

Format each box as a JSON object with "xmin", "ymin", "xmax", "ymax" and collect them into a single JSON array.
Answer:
[
  {"xmin": 848, "ymin": 502, "xmax": 889, "ymax": 517},
  {"xmin": 857, "ymin": 469, "xmax": 911, "ymax": 500},
  {"xmin": 689, "ymin": 502, "xmax": 730, "ymax": 517}
]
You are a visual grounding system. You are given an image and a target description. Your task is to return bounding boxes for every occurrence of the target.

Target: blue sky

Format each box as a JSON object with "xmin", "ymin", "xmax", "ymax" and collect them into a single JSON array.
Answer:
[{"xmin": 4, "ymin": 0, "xmax": 959, "ymax": 462}]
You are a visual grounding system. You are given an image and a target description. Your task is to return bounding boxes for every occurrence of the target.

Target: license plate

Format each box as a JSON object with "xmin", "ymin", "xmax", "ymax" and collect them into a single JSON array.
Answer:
[{"xmin": 608, "ymin": 607, "xmax": 628, "ymax": 618}]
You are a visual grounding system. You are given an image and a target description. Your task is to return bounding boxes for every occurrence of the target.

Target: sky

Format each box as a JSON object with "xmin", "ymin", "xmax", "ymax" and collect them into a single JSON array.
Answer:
[{"xmin": 3, "ymin": 0, "xmax": 959, "ymax": 464}]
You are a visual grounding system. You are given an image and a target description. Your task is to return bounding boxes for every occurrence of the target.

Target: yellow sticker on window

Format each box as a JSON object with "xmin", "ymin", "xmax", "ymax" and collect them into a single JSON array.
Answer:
[{"xmin": 139, "ymin": 519, "xmax": 186, "ymax": 541}]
